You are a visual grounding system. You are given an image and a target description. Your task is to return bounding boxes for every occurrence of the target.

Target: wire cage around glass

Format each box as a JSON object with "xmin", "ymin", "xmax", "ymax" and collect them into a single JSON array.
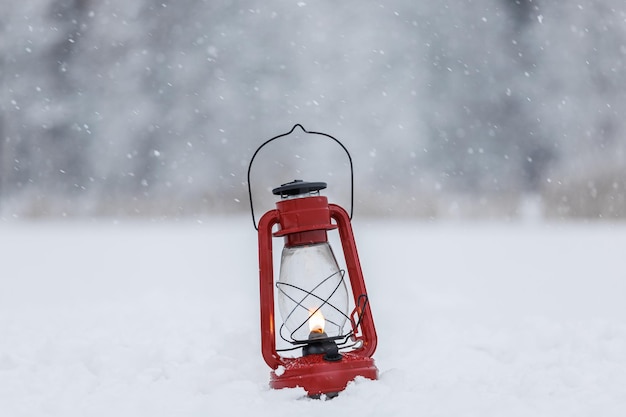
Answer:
[{"xmin": 276, "ymin": 242, "xmax": 349, "ymax": 346}]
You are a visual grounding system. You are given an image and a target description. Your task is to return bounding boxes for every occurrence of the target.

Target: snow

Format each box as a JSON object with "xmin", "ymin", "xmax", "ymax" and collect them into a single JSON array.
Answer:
[{"xmin": 1, "ymin": 218, "xmax": 626, "ymax": 416}]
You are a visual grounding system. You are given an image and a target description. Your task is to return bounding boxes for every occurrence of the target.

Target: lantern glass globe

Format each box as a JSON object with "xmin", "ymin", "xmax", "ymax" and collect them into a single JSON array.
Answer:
[{"xmin": 277, "ymin": 242, "xmax": 349, "ymax": 343}]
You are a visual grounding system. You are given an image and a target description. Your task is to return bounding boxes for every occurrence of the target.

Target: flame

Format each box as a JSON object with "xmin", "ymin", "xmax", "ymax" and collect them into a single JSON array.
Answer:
[{"xmin": 308, "ymin": 308, "xmax": 325, "ymax": 334}]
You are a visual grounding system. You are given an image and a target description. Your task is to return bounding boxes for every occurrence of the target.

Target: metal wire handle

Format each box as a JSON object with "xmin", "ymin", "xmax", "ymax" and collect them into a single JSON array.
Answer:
[{"xmin": 247, "ymin": 124, "xmax": 354, "ymax": 230}]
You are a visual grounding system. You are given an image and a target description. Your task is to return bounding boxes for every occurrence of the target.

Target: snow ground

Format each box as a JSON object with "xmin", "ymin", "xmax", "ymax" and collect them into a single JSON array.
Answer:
[{"xmin": 1, "ymin": 218, "xmax": 625, "ymax": 416}]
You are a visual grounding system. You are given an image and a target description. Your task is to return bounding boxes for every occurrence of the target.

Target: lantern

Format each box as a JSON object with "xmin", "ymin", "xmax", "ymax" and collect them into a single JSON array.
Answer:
[{"xmin": 247, "ymin": 125, "xmax": 378, "ymax": 398}]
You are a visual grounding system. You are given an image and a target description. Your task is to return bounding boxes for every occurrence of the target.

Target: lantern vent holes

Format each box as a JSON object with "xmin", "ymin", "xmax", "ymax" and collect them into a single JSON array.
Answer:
[
  {"xmin": 275, "ymin": 270, "xmax": 370, "ymax": 353},
  {"xmin": 272, "ymin": 180, "xmax": 327, "ymax": 199}
]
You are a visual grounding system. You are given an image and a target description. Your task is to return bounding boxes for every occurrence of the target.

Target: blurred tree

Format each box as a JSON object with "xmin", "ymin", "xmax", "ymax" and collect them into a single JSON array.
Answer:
[
  {"xmin": 43, "ymin": 0, "xmax": 95, "ymax": 196},
  {"xmin": 506, "ymin": 0, "xmax": 536, "ymax": 28}
]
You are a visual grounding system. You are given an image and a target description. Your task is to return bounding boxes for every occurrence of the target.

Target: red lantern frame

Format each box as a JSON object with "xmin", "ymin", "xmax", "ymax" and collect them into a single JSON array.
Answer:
[
  {"xmin": 257, "ymin": 194, "xmax": 378, "ymax": 396},
  {"xmin": 248, "ymin": 125, "xmax": 378, "ymax": 397}
]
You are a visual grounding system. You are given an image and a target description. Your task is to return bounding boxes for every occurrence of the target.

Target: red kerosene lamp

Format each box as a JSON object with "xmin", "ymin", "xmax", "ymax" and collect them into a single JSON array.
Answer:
[{"xmin": 247, "ymin": 125, "xmax": 378, "ymax": 398}]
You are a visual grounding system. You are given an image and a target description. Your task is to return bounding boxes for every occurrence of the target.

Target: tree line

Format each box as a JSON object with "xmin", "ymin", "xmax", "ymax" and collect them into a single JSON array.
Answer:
[{"xmin": 1, "ymin": 0, "xmax": 625, "ymax": 218}]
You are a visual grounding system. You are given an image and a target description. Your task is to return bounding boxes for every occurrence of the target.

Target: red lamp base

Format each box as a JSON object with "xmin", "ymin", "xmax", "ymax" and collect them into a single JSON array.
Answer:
[{"xmin": 270, "ymin": 352, "xmax": 378, "ymax": 397}]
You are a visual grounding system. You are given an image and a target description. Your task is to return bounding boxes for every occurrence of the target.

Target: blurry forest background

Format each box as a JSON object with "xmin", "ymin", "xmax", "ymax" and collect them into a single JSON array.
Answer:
[{"xmin": 1, "ymin": 0, "xmax": 625, "ymax": 220}]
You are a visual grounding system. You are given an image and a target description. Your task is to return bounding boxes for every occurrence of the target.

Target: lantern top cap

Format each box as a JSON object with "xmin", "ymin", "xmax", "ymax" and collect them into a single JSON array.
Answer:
[{"xmin": 272, "ymin": 180, "xmax": 327, "ymax": 198}]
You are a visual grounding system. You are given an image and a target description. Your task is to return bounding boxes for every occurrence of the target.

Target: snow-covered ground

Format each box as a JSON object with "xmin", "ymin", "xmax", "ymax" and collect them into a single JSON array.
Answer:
[{"xmin": 1, "ymin": 218, "xmax": 625, "ymax": 416}]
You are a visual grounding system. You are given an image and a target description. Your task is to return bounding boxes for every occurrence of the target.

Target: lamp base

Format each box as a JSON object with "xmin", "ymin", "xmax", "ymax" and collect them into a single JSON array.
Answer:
[{"xmin": 270, "ymin": 352, "xmax": 377, "ymax": 397}]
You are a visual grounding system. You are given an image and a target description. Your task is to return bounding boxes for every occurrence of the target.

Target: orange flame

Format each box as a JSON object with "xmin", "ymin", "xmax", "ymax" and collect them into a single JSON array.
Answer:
[{"xmin": 308, "ymin": 309, "xmax": 325, "ymax": 334}]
